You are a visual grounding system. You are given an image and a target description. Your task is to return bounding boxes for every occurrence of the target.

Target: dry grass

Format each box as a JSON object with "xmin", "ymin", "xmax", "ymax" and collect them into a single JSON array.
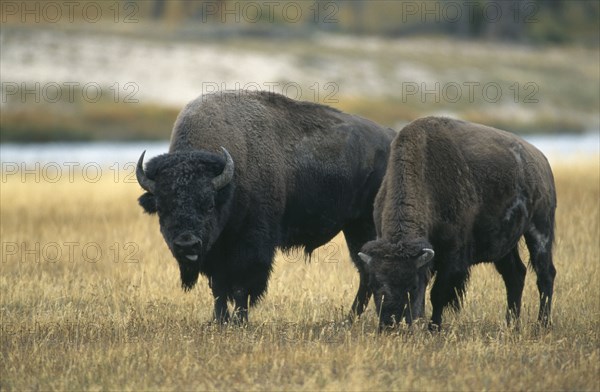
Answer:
[{"xmin": 1, "ymin": 159, "xmax": 599, "ymax": 391}]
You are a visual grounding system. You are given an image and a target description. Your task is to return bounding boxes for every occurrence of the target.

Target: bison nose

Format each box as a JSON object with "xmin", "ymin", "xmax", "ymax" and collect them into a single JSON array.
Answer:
[{"xmin": 173, "ymin": 234, "xmax": 202, "ymax": 253}]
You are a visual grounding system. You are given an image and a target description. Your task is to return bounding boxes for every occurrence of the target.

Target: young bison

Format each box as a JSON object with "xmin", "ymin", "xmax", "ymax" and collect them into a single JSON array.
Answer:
[{"xmin": 359, "ymin": 117, "xmax": 556, "ymax": 330}]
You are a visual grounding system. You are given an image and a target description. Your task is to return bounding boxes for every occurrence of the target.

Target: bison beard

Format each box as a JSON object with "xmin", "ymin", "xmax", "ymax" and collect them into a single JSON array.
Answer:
[{"xmin": 179, "ymin": 261, "xmax": 201, "ymax": 291}]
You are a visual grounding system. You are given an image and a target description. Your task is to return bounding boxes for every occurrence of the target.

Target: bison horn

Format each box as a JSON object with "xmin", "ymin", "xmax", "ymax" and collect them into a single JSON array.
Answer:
[
  {"xmin": 358, "ymin": 252, "xmax": 372, "ymax": 265},
  {"xmin": 416, "ymin": 248, "xmax": 435, "ymax": 268},
  {"xmin": 136, "ymin": 150, "xmax": 156, "ymax": 194},
  {"xmin": 212, "ymin": 147, "xmax": 234, "ymax": 190}
]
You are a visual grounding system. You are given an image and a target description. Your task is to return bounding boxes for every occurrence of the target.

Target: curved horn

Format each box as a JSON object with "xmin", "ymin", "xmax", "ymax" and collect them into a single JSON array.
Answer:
[
  {"xmin": 136, "ymin": 151, "xmax": 156, "ymax": 193},
  {"xmin": 416, "ymin": 248, "xmax": 435, "ymax": 268},
  {"xmin": 212, "ymin": 147, "xmax": 234, "ymax": 190},
  {"xmin": 358, "ymin": 252, "xmax": 372, "ymax": 265}
]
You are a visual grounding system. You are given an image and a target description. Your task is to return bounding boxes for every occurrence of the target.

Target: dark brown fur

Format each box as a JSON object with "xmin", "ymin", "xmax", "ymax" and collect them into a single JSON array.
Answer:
[
  {"xmin": 138, "ymin": 90, "xmax": 395, "ymax": 323},
  {"xmin": 361, "ymin": 116, "xmax": 557, "ymax": 330}
]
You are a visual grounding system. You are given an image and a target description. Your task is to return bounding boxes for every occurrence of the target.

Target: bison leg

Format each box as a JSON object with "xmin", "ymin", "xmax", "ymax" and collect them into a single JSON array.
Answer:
[
  {"xmin": 210, "ymin": 279, "xmax": 231, "ymax": 324},
  {"xmin": 494, "ymin": 246, "xmax": 526, "ymax": 326},
  {"xmin": 343, "ymin": 221, "xmax": 375, "ymax": 319},
  {"xmin": 429, "ymin": 262, "xmax": 469, "ymax": 331},
  {"xmin": 524, "ymin": 220, "xmax": 556, "ymax": 327},
  {"xmin": 230, "ymin": 262, "xmax": 272, "ymax": 325},
  {"xmin": 232, "ymin": 287, "xmax": 249, "ymax": 325},
  {"xmin": 213, "ymin": 296, "xmax": 230, "ymax": 324}
]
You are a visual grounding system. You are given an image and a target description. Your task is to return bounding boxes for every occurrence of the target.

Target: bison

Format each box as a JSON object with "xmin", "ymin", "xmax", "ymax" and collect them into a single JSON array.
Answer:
[
  {"xmin": 358, "ymin": 116, "xmax": 557, "ymax": 330},
  {"xmin": 136, "ymin": 90, "xmax": 395, "ymax": 323}
]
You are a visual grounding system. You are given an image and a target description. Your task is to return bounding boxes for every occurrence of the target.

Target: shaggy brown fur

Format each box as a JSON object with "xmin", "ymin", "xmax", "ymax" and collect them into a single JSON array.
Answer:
[
  {"xmin": 137, "ymin": 90, "xmax": 395, "ymax": 323},
  {"xmin": 360, "ymin": 116, "xmax": 557, "ymax": 330}
]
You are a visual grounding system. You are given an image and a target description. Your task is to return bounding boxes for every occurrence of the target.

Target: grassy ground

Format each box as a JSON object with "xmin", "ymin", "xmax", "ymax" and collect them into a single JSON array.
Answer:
[{"xmin": 1, "ymin": 159, "xmax": 598, "ymax": 390}]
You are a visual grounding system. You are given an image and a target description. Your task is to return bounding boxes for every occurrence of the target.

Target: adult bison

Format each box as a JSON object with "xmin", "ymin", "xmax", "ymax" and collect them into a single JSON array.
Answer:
[
  {"xmin": 137, "ymin": 90, "xmax": 395, "ymax": 323},
  {"xmin": 359, "ymin": 116, "xmax": 556, "ymax": 330}
]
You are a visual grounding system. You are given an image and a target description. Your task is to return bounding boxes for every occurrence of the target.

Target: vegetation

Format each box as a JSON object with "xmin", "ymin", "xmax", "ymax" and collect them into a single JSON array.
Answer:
[
  {"xmin": 0, "ymin": 103, "xmax": 179, "ymax": 143},
  {"xmin": 2, "ymin": 1, "xmax": 598, "ymax": 143},
  {"xmin": 1, "ymin": 32, "xmax": 598, "ymax": 142},
  {"xmin": 1, "ymin": 160, "xmax": 598, "ymax": 390},
  {"xmin": 4, "ymin": 1, "xmax": 598, "ymax": 44}
]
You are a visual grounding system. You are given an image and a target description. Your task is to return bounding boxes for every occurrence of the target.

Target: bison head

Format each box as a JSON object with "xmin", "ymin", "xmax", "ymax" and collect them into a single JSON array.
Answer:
[
  {"xmin": 358, "ymin": 238, "xmax": 434, "ymax": 328},
  {"xmin": 136, "ymin": 147, "xmax": 235, "ymax": 290}
]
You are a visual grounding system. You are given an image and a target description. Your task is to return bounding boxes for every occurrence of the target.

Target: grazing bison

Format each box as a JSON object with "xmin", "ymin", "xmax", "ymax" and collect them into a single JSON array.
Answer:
[
  {"xmin": 137, "ymin": 90, "xmax": 395, "ymax": 323},
  {"xmin": 358, "ymin": 116, "xmax": 556, "ymax": 330}
]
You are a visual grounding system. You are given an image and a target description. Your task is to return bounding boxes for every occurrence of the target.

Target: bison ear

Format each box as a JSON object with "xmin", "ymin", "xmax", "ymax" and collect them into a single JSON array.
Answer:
[
  {"xmin": 138, "ymin": 192, "xmax": 158, "ymax": 214},
  {"xmin": 358, "ymin": 252, "xmax": 373, "ymax": 266},
  {"xmin": 416, "ymin": 248, "xmax": 434, "ymax": 268}
]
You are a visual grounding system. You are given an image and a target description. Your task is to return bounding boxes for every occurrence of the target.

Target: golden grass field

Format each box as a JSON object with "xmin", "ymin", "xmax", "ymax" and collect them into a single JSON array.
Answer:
[{"xmin": 1, "ymin": 158, "xmax": 599, "ymax": 391}]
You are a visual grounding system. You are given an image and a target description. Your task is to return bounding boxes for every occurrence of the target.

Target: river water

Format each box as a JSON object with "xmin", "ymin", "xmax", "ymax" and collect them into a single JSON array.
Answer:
[{"xmin": 0, "ymin": 132, "xmax": 598, "ymax": 168}]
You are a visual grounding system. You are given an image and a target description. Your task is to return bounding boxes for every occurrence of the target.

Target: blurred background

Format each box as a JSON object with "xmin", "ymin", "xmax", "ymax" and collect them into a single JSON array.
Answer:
[{"xmin": 1, "ymin": 0, "xmax": 599, "ymax": 164}]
